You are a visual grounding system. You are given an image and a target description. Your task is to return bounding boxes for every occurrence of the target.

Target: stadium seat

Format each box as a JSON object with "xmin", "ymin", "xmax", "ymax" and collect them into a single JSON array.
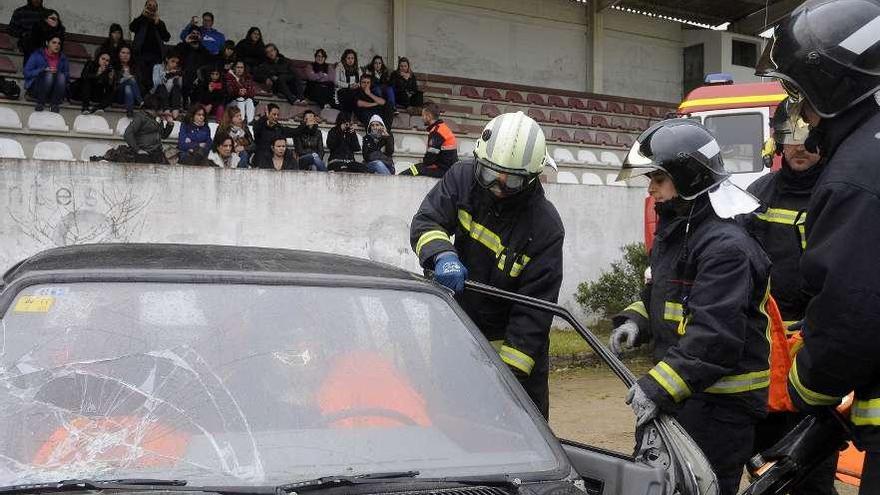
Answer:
[
  {"xmin": 461, "ymin": 124, "xmax": 483, "ymax": 135},
  {"xmin": 115, "ymin": 116, "xmax": 131, "ymax": 136},
  {"xmin": 586, "ymin": 100, "xmax": 605, "ymax": 112},
  {"xmin": 617, "ymin": 133, "xmax": 635, "ymax": 148},
  {"xmin": 591, "ymin": 115, "xmax": 610, "ymax": 129},
  {"xmin": 458, "ymin": 138, "xmax": 476, "ymax": 157},
  {"xmin": 459, "ymin": 86, "xmax": 480, "ymax": 99},
  {"xmin": 445, "ymin": 120, "xmax": 461, "ymax": 133},
  {"xmin": 549, "ymin": 110, "xmax": 570, "ymax": 125},
  {"xmin": 62, "ymin": 41, "xmax": 90, "ymax": 60},
  {"xmin": 527, "ymin": 93, "xmax": 547, "ymax": 106},
  {"xmin": 581, "ymin": 172, "xmax": 603, "ymax": 185},
  {"xmin": 0, "ymin": 55, "xmax": 15, "ymax": 74},
  {"xmin": 73, "ymin": 114, "xmax": 112, "ymax": 135},
  {"xmin": 0, "ymin": 33, "xmax": 13, "ymax": 51},
  {"xmin": 319, "ymin": 107, "xmax": 339, "ymax": 124},
  {"xmin": 570, "ymin": 112, "xmax": 589, "ymax": 127},
  {"xmin": 548, "ymin": 95, "xmax": 567, "ymax": 108},
  {"xmin": 169, "ymin": 120, "xmax": 182, "ymax": 140},
  {"xmin": 552, "ymin": 148, "xmax": 576, "ymax": 164},
  {"xmin": 624, "ymin": 103, "xmax": 644, "ymax": 115},
  {"xmin": 0, "ymin": 107, "xmax": 23, "ymax": 129},
  {"xmin": 600, "ymin": 151, "xmax": 623, "ymax": 167},
  {"xmin": 595, "ymin": 132, "xmax": 614, "ymax": 146},
  {"xmin": 527, "ymin": 108, "xmax": 547, "ymax": 123},
  {"xmin": 400, "ymin": 135, "xmax": 424, "ymax": 154},
  {"xmin": 645, "ymin": 105, "xmax": 663, "ymax": 118},
  {"xmin": 81, "ymin": 142, "xmax": 112, "ymax": 161},
  {"xmin": 208, "ymin": 122, "xmax": 218, "ymax": 138},
  {"xmin": 556, "ymin": 171, "xmax": 579, "ymax": 184},
  {"xmin": 392, "ymin": 113, "xmax": 410, "ymax": 129},
  {"xmin": 573, "ymin": 129, "xmax": 595, "ymax": 145},
  {"xmin": 628, "ymin": 118, "xmax": 649, "ymax": 131},
  {"xmin": 606, "ymin": 101, "xmax": 624, "ymax": 114},
  {"xmin": 480, "ymin": 103, "xmax": 501, "ymax": 118},
  {"xmin": 422, "ymin": 85, "xmax": 452, "ymax": 95},
  {"xmin": 33, "ymin": 141, "xmax": 75, "ymax": 161},
  {"xmin": 569, "ymin": 97, "xmax": 587, "ymax": 110},
  {"xmin": 577, "ymin": 149, "xmax": 601, "ymax": 165},
  {"xmin": 69, "ymin": 61, "xmax": 84, "ymax": 79},
  {"xmin": 505, "ymin": 90, "xmax": 525, "ymax": 104},
  {"xmin": 610, "ymin": 116, "xmax": 629, "ymax": 130},
  {"xmin": 28, "ymin": 111, "xmax": 68, "ymax": 132},
  {"xmin": 483, "ymin": 88, "xmax": 504, "ymax": 101},
  {"xmin": 549, "ymin": 128, "xmax": 574, "ymax": 143},
  {"xmin": 0, "ymin": 138, "xmax": 26, "ymax": 159}
]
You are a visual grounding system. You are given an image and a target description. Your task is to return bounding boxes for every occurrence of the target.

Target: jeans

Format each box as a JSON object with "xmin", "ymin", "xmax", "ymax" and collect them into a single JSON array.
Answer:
[
  {"xmin": 33, "ymin": 71, "xmax": 67, "ymax": 107},
  {"xmin": 234, "ymin": 98, "xmax": 255, "ymax": 123},
  {"xmin": 298, "ymin": 153, "xmax": 327, "ymax": 172},
  {"xmin": 116, "ymin": 78, "xmax": 142, "ymax": 111},
  {"xmin": 366, "ymin": 160, "xmax": 391, "ymax": 175},
  {"xmin": 375, "ymin": 84, "xmax": 396, "ymax": 108}
]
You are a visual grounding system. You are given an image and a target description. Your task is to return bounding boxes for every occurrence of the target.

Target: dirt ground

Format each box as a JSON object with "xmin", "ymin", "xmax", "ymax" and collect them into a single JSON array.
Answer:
[{"xmin": 547, "ymin": 367, "xmax": 858, "ymax": 495}]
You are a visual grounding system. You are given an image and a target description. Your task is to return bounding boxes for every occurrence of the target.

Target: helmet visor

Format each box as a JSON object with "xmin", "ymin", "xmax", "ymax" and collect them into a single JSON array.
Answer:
[
  {"xmin": 474, "ymin": 157, "xmax": 531, "ymax": 194},
  {"xmin": 616, "ymin": 122, "xmax": 666, "ymax": 182}
]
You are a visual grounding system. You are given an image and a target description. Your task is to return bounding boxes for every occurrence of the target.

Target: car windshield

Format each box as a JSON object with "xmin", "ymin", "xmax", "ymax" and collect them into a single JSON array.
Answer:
[{"xmin": 0, "ymin": 282, "xmax": 560, "ymax": 486}]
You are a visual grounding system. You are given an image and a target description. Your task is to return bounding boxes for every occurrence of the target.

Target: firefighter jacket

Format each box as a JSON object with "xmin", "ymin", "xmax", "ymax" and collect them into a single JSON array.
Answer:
[
  {"xmin": 406, "ymin": 119, "xmax": 458, "ymax": 177},
  {"xmin": 787, "ymin": 98, "xmax": 880, "ymax": 450},
  {"xmin": 410, "ymin": 160, "xmax": 564, "ymax": 378},
  {"xmin": 615, "ymin": 198, "xmax": 772, "ymax": 418}
]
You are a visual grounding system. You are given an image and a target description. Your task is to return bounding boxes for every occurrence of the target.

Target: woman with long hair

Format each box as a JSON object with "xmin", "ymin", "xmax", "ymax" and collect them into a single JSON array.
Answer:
[
  {"xmin": 334, "ymin": 48, "xmax": 360, "ymax": 112},
  {"xmin": 234, "ymin": 26, "xmax": 266, "ymax": 70},
  {"xmin": 71, "ymin": 50, "xmax": 116, "ymax": 114},
  {"xmin": 115, "ymin": 45, "xmax": 142, "ymax": 117},
  {"xmin": 364, "ymin": 55, "xmax": 396, "ymax": 111},
  {"xmin": 23, "ymin": 34, "xmax": 69, "ymax": 112},
  {"xmin": 177, "ymin": 103, "xmax": 212, "ymax": 165},
  {"xmin": 217, "ymin": 105, "xmax": 255, "ymax": 168},
  {"xmin": 390, "ymin": 57, "xmax": 423, "ymax": 109},
  {"xmin": 95, "ymin": 23, "xmax": 129, "ymax": 67}
]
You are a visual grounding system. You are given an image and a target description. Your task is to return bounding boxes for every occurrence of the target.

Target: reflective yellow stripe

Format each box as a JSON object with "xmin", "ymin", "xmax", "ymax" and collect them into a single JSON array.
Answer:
[
  {"xmin": 624, "ymin": 301, "xmax": 649, "ymax": 319},
  {"xmin": 789, "ymin": 359, "xmax": 842, "ymax": 406},
  {"xmin": 648, "ymin": 361, "xmax": 692, "ymax": 402},
  {"xmin": 415, "ymin": 230, "xmax": 451, "ymax": 257},
  {"xmin": 458, "ymin": 209, "xmax": 505, "ymax": 257},
  {"xmin": 798, "ymin": 223, "xmax": 807, "ymax": 249},
  {"xmin": 852, "ymin": 398, "xmax": 880, "ymax": 426},
  {"xmin": 705, "ymin": 370, "xmax": 770, "ymax": 394},
  {"xmin": 497, "ymin": 254, "xmax": 507, "ymax": 271},
  {"xmin": 510, "ymin": 255, "xmax": 531, "ymax": 278},
  {"xmin": 756, "ymin": 208, "xmax": 802, "ymax": 225},
  {"xmin": 663, "ymin": 301, "xmax": 684, "ymax": 322},
  {"xmin": 678, "ymin": 93, "xmax": 787, "ymax": 110},
  {"xmin": 783, "ymin": 320, "xmax": 801, "ymax": 336},
  {"xmin": 409, "ymin": 164, "xmax": 420, "ymax": 175},
  {"xmin": 499, "ymin": 345, "xmax": 535, "ymax": 375}
]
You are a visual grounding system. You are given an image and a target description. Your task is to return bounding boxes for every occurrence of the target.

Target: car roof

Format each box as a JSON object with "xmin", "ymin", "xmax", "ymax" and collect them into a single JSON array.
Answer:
[{"xmin": 2, "ymin": 243, "xmax": 421, "ymax": 285}]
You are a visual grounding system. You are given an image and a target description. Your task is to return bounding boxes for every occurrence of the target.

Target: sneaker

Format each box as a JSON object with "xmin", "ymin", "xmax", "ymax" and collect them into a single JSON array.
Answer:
[
  {"xmin": 49, "ymin": 105, "xmax": 59, "ymax": 113},
  {"xmin": 35, "ymin": 104, "xmax": 44, "ymax": 112}
]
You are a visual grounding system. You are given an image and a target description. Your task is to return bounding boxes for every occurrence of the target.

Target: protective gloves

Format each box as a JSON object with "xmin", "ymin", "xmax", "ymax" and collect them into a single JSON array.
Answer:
[
  {"xmin": 433, "ymin": 252, "xmax": 468, "ymax": 294},
  {"xmin": 609, "ymin": 319, "xmax": 639, "ymax": 356},
  {"xmin": 626, "ymin": 383, "xmax": 659, "ymax": 428}
]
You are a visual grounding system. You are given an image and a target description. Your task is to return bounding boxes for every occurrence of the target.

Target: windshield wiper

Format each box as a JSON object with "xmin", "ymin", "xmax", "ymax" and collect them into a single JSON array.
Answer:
[
  {"xmin": 276, "ymin": 471, "xmax": 420, "ymax": 493},
  {"xmin": 0, "ymin": 479, "xmax": 187, "ymax": 495}
]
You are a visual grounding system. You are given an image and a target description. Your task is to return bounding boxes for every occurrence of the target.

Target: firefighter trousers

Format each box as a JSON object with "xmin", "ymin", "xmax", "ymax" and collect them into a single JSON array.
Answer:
[
  {"xmin": 517, "ymin": 354, "xmax": 549, "ymax": 420},
  {"xmin": 754, "ymin": 412, "xmax": 839, "ymax": 495}
]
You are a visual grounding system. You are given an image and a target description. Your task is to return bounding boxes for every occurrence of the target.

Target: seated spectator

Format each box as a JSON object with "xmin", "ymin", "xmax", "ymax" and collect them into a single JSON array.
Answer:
[
  {"xmin": 390, "ymin": 57, "xmax": 423, "ymax": 109},
  {"xmin": 195, "ymin": 66, "xmax": 226, "ymax": 121},
  {"xmin": 151, "ymin": 53, "xmax": 183, "ymax": 118},
  {"xmin": 180, "ymin": 11, "xmax": 225, "ymax": 55},
  {"xmin": 9, "ymin": 0, "xmax": 49, "ymax": 59},
  {"xmin": 235, "ymin": 27, "xmax": 266, "ymax": 71},
  {"xmin": 130, "ymin": 0, "xmax": 170, "ymax": 93},
  {"xmin": 305, "ymin": 48, "xmax": 335, "ymax": 108},
  {"xmin": 255, "ymin": 44, "xmax": 304, "ymax": 105},
  {"xmin": 252, "ymin": 103, "xmax": 297, "ymax": 167},
  {"xmin": 265, "ymin": 136, "xmax": 298, "ymax": 171},
  {"xmin": 355, "ymin": 73, "xmax": 392, "ymax": 129},
  {"xmin": 207, "ymin": 133, "xmax": 241, "ymax": 168},
  {"xmin": 92, "ymin": 94, "xmax": 173, "ymax": 163},
  {"xmin": 23, "ymin": 35, "xmax": 69, "ymax": 113},
  {"xmin": 177, "ymin": 104, "xmax": 212, "ymax": 165},
  {"xmin": 362, "ymin": 115, "xmax": 394, "ymax": 175},
  {"xmin": 174, "ymin": 29, "xmax": 213, "ymax": 105},
  {"xmin": 225, "ymin": 61, "xmax": 256, "ymax": 124},
  {"xmin": 334, "ymin": 49, "xmax": 360, "ymax": 112},
  {"xmin": 326, "ymin": 112, "xmax": 365, "ymax": 173},
  {"xmin": 293, "ymin": 110, "xmax": 326, "ymax": 171},
  {"xmin": 217, "ymin": 106, "xmax": 254, "ymax": 167},
  {"xmin": 364, "ymin": 55, "xmax": 396, "ymax": 112},
  {"xmin": 399, "ymin": 102, "xmax": 457, "ymax": 177},
  {"xmin": 96, "ymin": 23, "xmax": 129, "ymax": 66},
  {"xmin": 115, "ymin": 46, "xmax": 142, "ymax": 117},
  {"xmin": 24, "ymin": 9, "xmax": 65, "ymax": 63},
  {"xmin": 219, "ymin": 40, "xmax": 237, "ymax": 71},
  {"xmin": 71, "ymin": 51, "xmax": 116, "ymax": 114}
]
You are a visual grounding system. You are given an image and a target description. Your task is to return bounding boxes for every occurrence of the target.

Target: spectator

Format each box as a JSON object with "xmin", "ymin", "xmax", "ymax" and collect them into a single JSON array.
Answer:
[
  {"xmin": 180, "ymin": 11, "xmax": 225, "ymax": 55},
  {"xmin": 115, "ymin": 45, "xmax": 142, "ymax": 117},
  {"xmin": 252, "ymin": 103, "xmax": 296, "ymax": 167},
  {"xmin": 326, "ymin": 112, "xmax": 365, "ymax": 173},
  {"xmin": 225, "ymin": 61, "xmax": 256, "ymax": 124},
  {"xmin": 130, "ymin": 0, "xmax": 170, "ymax": 93},
  {"xmin": 361, "ymin": 115, "xmax": 394, "ymax": 175},
  {"xmin": 95, "ymin": 23, "xmax": 129, "ymax": 66},
  {"xmin": 71, "ymin": 50, "xmax": 116, "ymax": 114},
  {"xmin": 107, "ymin": 93, "xmax": 174, "ymax": 164},
  {"xmin": 24, "ymin": 9, "xmax": 65, "ymax": 63},
  {"xmin": 9, "ymin": 0, "xmax": 48, "ymax": 58},
  {"xmin": 235, "ymin": 27, "xmax": 266, "ymax": 71},
  {"xmin": 266, "ymin": 136, "xmax": 298, "ymax": 171},
  {"xmin": 390, "ymin": 57, "xmax": 423, "ymax": 109},
  {"xmin": 177, "ymin": 104, "xmax": 212, "ymax": 165},
  {"xmin": 219, "ymin": 40, "xmax": 237, "ymax": 71},
  {"xmin": 151, "ymin": 53, "xmax": 183, "ymax": 118},
  {"xmin": 23, "ymin": 34, "xmax": 68, "ymax": 113},
  {"xmin": 354, "ymin": 73, "xmax": 392, "ymax": 129},
  {"xmin": 293, "ymin": 109, "xmax": 326, "ymax": 171},
  {"xmin": 255, "ymin": 43, "xmax": 304, "ymax": 105},
  {"xmin": 217, "ymin": 106, "xmax": 254, "ymax": 167},
  {"xmin": 364, "ymin": 55, "xmax": 396, "ymax": 111},
  {"xmin": 174, "ymin": 28, "xmax": 213, "ymax": 105},
  {"xmin": 399, "ymin": 101, "xmax": 457, "ymax": 177},
  {"xmin": 334, "ymin": 49, "xmax": 360, "ymax": 112},
  {"xmin": 195, "ymin": 66, "xmax": 226, "ymax": 121},
  {"xmin": 207, "ymin": 133, "xmax": 241, "ymax": 168},
  {"xmin": 304, "ymin": 48, "xmax": 335, "ymax": 108}
]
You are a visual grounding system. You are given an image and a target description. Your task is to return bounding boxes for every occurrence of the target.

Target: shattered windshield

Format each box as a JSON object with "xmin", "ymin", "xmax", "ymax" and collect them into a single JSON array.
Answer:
[{"xmin": 0, "ymin": 283, "xmax": 559, "ymax": 486}]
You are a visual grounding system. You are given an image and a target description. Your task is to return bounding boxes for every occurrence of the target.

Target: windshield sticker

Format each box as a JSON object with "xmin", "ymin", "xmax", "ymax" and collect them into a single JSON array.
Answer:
[
  {"xmin": 33, "ymin": 287, "xmax": 69, "ymax": 297},
  {"xmin": 13, "ymin": 296, "xmax": 55, "ymax": 313}
]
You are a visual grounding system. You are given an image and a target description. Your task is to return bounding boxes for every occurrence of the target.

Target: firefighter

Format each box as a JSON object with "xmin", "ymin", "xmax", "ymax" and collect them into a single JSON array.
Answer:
[
  {"xmin": 611, "ymin": 119, "xmax": 771, "ymax": 495},
  {"xmin": 744, "ymin": 99, "xmax": 837, "ymax": 495},
  {"xmin": 399, "ymin": 101, "xmax": 458, "ymax": 177},
  {"xmin": 754, "ymin": 1, "xmax": 880, "ymax": 493},
  {"xmin": 410, "ymin": 111, "xmax": 563, "ymax": 419}
]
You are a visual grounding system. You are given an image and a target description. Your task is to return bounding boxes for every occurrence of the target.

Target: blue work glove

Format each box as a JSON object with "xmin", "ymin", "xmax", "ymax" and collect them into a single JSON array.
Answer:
[
  {"xmin": 626, "ymin": 383, "xmax": 659, "ymax": 428},
  {"xmin": 433, "ymin": 252, "xmax": 468, "ymax": 293}
]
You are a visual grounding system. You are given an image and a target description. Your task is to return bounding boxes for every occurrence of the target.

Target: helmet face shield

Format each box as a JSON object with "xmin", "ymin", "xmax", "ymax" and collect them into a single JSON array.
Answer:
[{"xmin": 474, "ymin": 156, "xmax": 533, "ymax": 195}]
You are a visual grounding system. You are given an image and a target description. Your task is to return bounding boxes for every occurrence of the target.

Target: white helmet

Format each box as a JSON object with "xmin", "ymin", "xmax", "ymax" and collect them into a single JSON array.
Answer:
[{"xmin": 473, "ymin": 112, "xmax": 548, "ymax": 194}]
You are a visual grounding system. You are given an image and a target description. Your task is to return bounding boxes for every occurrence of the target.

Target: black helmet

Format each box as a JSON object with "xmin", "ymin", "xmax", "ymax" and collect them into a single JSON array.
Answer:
[
  {"xmin": 755, "ymin": 0, "xmax": 880, "ymax": 119},
  {"xmin": 617, "ymin": 119, "xmax": 729, "ymax": 200}
]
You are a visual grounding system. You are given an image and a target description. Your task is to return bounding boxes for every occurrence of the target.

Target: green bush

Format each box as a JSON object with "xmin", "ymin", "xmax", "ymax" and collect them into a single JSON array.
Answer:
[{"xmin": 575, "ymin": 242, "xmax": 648, "ymax": 319}]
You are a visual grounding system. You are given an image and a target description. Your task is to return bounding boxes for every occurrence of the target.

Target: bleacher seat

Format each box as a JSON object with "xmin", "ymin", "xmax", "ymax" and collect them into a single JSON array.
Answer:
[
  {"xmin": 550, "ymin": 128, "xmax": 574, "ymax": 143},
  {"xmin": 445, "ymin": 120, "xmax": 461, "ymax": 133},
  {"xmin": 605, "ymin": 173, "xmax": 625, "ymax": 186},
  {"xmin": 422, "ymin": 85, "xmax": 452, "ymax": 95},
  {"xmin": 115, "ymin": 116, "xmax": 131, "ymax": 136},
  {"xmin": 556, "ymin": 171, "xmax": 579, "ymax": 184},
  {"xmin": 595, "ymin": 132, "xmax": 614, "ymax": 146},
  {"xmin": 0, "ymin": 33, "xmax": 13, "ymax": 51},
  {"xmin": 28, "ymin": 111, "xmax": 69, "ymax": 132},
  {"xmin": 400, "ymin": 135, "xmax": 424, "ymax": 153},
  {"xmin": 548, "ymin": 95, "xmax": 567, "ymax": 108},
  {"xmin": 617, "ymin": 133, "xmax": 635, "ymax": 148},
  {"xmin": 0, "ymin": 55, "xmax": 16, "ymax": 74},
  {"xmin": 569, "ymin": 97, "xmax": 587, "ymax": 110},
  {"xmin": 591, "ymin": 115, "xmax": 610, "ymax": 129},
  {"xmin": 69, "ymin": 61, "xmax": 84, "ymax": 79},
  {"xmin": 392, "ymin": 113, "xmax": 410, "ymax": 129},
  {"xmin": 586, "ymin": 100, "xmax": 605, "ymax": 112},
  {"xmin": 605, "ymin": 101, "xmax": 624, "ymax": 114},
  {"xmin": 610, "ymin": 116, "xmax": 629, "ymax": 130},
  {"xmin": 73, "ymin": 114, "xmax": 112, "ymax": 135},
  {"xmin": 527, "ymin": 108, "xmax": 548, "ymax": 123},
  {"xmin": 480, "ymin": 103, "xmax": 501, "ymax": 118},
  {"xmin": 0, "ymin": 107, "xmax": 23, "ymax": 129},
  {"xmin": 624, "ymin": 103, "xmax": 643, "ymax": 115},
  {"xmin": 33, "ymin": 141, "xmax": 75, "ymax": 161},
  {"xmin": 62, "ymin": 41, "xmax": 90, "ymax": 60},
  {"xmin": 208, "ymin": 122, "xmax": 218, "ymax": 138},
  {"xmin": 577, "ymin": 149, "xmax": 600, "ymax": 165},
  {"xmin": 581, "ymin": 172, "xmax": 603, "ymax": 185},
  {"xmin": 527, "ymin": 94, "xmax": 547, "ymax": 106},
  {"xmin": 459, "ymin": 86, "xmax": 480, "ymax": 99},
  {"xmin": 631, "ymin": 118, "xmax": 650, "ymax": 131},
  {"xmin": 574, "ymin": 129, "xmax": 595, "ymax": 145},
  {"xmin": 600, "ymin": 151, "xmax": 623, "ymax": 167},
  {"xmin": 505, "ymin": 91, "xmax": 525, "ymax": 104},
  {"xmin": 549, "ymin": 110, "xmax": 569, "ymax": 125},
  {"xmin": 570, "ymin": 112, "xmax": 589, "ymax": 127},
  {"xmin": 483, "ymin": 88, "xmax": 504, "ymax": 101},
  {"xmin": 552, "ymin": 148, "xmax": 576, "ymax": 164},
  {"xmin": 645, "ymin": 105, "xmax": 662, "ymax": 118},
  {"xmin": 319, "ymin": 107, "xmax": 339, "ymax": 125},
  {"xmin": 412, "ymin": 118, "xmax": 426, "ymax": 131},
  {"xmin": 81, "ymin": 143, "xmax": 113, "ymax": 161},
  {"xmin": 0, "ymin": 138, "xmax": 26, "ymax": 159}
]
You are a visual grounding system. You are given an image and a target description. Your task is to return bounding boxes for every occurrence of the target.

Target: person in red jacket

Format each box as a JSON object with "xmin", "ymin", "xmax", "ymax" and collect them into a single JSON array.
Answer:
[
  {"xmin": 225, "ymin": 61, "xmax": 256, "ymax": 124},
  {"xmin": 399, "ymin": 102, "xmax": 458, "ymax": 177}
]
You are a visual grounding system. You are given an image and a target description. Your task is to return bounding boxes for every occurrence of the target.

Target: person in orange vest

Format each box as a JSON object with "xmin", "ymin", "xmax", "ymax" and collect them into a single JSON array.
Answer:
[{"xmin": 399, "ymin": 101, "xmax": 458, "ymax": 177}]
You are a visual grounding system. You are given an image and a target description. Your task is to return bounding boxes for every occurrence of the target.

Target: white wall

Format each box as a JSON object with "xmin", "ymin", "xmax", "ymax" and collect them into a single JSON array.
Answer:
[{"xmin": 0, "ymin": 160, "xmax": 645, "ymax": 316}]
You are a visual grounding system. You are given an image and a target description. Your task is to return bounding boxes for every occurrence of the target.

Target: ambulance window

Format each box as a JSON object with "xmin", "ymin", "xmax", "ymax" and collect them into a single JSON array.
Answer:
[{"xmin": 703, "ymin": 113, "xmax": 763, "ymax": 173}]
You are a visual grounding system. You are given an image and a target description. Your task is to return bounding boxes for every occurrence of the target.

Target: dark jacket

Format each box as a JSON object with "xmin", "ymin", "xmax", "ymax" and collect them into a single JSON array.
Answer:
[
  {"xmin": 293, "ymin": 123, "xmax": 324, "ymax": 159},
  {"xmin": 96, "ymin": 39, "xmax": 130, "ymax": 67},
  {"xmin": 234, "ymin": 39, "xmax": 266, "ymax": 70},
  {"xmin": 124, "ymin": 110, "xmax": 173, "ymax": 154},
  {"xmin": 390, "ymin": 70, "xmax": 419, "ymax": 95},
  {"xmin": 25, "ymin": 18, "xmax": 64, "ymax": 59},
  {"xmin": 326, "ymin": 126, "xmax": 360, "ymax": 164},
  {"xmin": 129, "ymin": 14, "xmax": 170, "ymax": 60},
  {"xmin": 172, "ymin": 41, "xmax": 213, "ymax": 81},
  {"xmin": 254, "ymin": 55, "xmax": 294, "ymax": 83},
  {"xmin": 196, "ymin": 76, "xmax": 226, "ymax": 106},
  {"xmin": 616, "ymin": 198, "xmax": 772, "ymax": 419},
  {"xmin": 252, "ymin": 116, "xmax": 297, "ymax": 167},
  {"xmin": 177, "ymin": 122, "xmax": 212, "ymax": 160},
  {"xmin": 364, "ymin": 65, "xmax": 390, "ymax": 87},
  {"xmin": 9, "ymin": 2, "xmax": 48, "ymax": 40},
  {"xmin": 70, "ymin": 59, "xmax": 116, "ymax": 102},
  {"xmin": 422, "ymin": 119, "xmax": 458, "ymax": 172},
  {"xmin": 411, "ymin": 160, "xmax": 564, "ymax": 378},
  {"xmin": 362, "ymin": 131, "xmax": 394, "ymax": 171},
  {"xmin": 787, "ymin": 99, "xmax": 880, "ymax": 450}
]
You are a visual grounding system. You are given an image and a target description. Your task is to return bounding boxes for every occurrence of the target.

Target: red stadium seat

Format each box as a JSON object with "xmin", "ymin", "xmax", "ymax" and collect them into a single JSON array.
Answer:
[
  {"xmin": 0, "ymin": 56, "xmax": 15, "ymax": 74},
  {"xmin": 586, "ymin": 99, "xmax": 605, "ymax": 112},
  {"xmin": 527, "ymin": 93, "xmax": 547, "ymax": 106},
  {"xmin": 574, "ymin": 129, "xmax": 596, "ymax": 145},
  {"xmin": 481, "ymin": 103, "xmax": 501, "ymax": 118},
  {"xmin": 624, "ymin": 103, "xmax": 644, "ymax": 115},
  {"xmin": 610, "ymin": 116, "xmax": 629, "ymax": 130},
  {"xmin": 0, "ymin": 33, "xmax": 14, "ymax": 51},
  {"xmin": 483, "ymin": 88, "xmax": 504, "ymax": 101},
  {"xmin": 548, "ymin": 95, "xmax": 567, "ymax": 108},
  {"xmin": 605, "ymin": 101, "xmax": 624, "ymax": 114},
  {"xmin": 550, "ymin": 128, "xmax": 575, "ymax": 143},
  {"xmin": 569, "ymin": 97, "xmax": 587, "ymax": 110},
  {"xmin": 62, "ymin": 41, "xmax": 90, "ymax": 60},
  {"xmin": 527, "ymin": 108, "xmax": 548, "ymax": 122},
  {"xmin": 645, "ymin": 105, "xmax": 662, "ymax": 118},
  {"xmin": 591, "ymin": 114, "xmax": 610, "ymax": 129},
  {"xmin": 595, "ymin": 132, "xmax": 614, "ymax": 146},
  {"xmin": 459, "ymin": 86, "xmax": 480, "ymax": 99},
  {"xmin": 570, "ymin": 112, "xmax": 589, "ymax": 127},
  {"xmin": 422, "ymin": 85, "xmax": 452, "ymax": 95},
  {"xmin": 505, "ymin": 90, "xmax": 525, "ymax": 103},
  {"xmin": 549, "ymin": 110, "xmax": 570, "ymax": 125}
]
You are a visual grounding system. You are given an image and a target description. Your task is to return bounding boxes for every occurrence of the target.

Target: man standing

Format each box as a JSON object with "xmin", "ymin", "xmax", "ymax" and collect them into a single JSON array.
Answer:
[
  {"xmin": 130, "ymin": 0, "xmax": 170, "ymax": 93},
  {"xmin": 410, "ymin": 112, "xmax": 563, "ymax": 419},
  {"xmin": 8, "ymin": 0, "xmax": 48, "ymax": 56},
  {"xmin": 399, "ymin": 102, "xmax": 457, "ymax": 177},
  {"xmin": 754, "ymin": 1, "xmax": 880, "ymax": 493},
  {"xmin": 179, "ymin": 12, "xmax": 225, "ymax": 55}
]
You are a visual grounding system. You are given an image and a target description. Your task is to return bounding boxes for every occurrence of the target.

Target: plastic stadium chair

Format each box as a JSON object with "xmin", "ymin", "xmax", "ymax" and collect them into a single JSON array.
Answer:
[
  {"xmin": 27, "ymin": 111, "xmax": 68, "ymax": 132},
  {"xmin": 482, "ymin": 88, "xmax": 504, "ymax": 101},
  {"xmin": 577, "ymin": 149, "xmax": 601, "ymax": 165},
  {"xmin": 33, "ymin": 141, "xmax": 75, "ymax": 161},
  {"xmin": 624, "ymin": 103, "xmax": 644, "ymax": 115},
  {"xmin": 0, "ymin": 33, "xmax": 14, "ymax": 51},
  {"xmin": 548, "ymin": 95, "xmax": 567, "ymax": 108},
  {"xmin": 574, "ymin": 129, "xmax": 595, "ymax": 145},
  {"xmin": 586, "ymin": 99, "xmax": 605, "ymax": 112},
  {"xmin": 504, "ymin": 90, "xmax": 525, "ymax": 104},
  {"xmin": 0, "ymin": 55, "xmax": 16, "ymax": 74},
  {"xmin": 595, "ymin": 132, "xmax": 614, "ymax": 146},
  {"xmin": 570, "ymin": 112, "xmax": 589, "ymax": 127},
  {"xmin": 549, "ymin": 110, "xmax": 570, "ymax": 125},
  {"xmin": 73, "ymin": 114, "xmax": 112, "ymax": 135},
  {"xmin": 600, "ymin": 151, "xmax": 623, "ymax": 167},
  {"xmin": 549, "ymin": 128, "xmax": 574, "ymax": 143},
  {"xmin": 569, "ymin": 97, "xmax": 588, "ymax": 110},
  {"xmin": 552, "ymin": 147, "xmax": 576, "ymax": 164},
  {"xmin": 556, "ymin": 171, "xmax": 579, "ymax": 184},
  {"xmin": 0, "ymin": 107, "xmax": 23, "ymax": 129},
  {"xmin": 605, "ymin": 101, "xmax": 624, "ymax": 114},
  {"xmin": 400, "ymin": 135, "xmax": 425, "ymax": 154},
  {"xmin": 480, "ymin": 103, "xmax": 501, "ymax": 118},
  {"xmin": 527, "ymin": 108, "xmax": 548, "ymax": 123},
  {"xmin": 0, "ymin": 138, "xmax": 26, "ymax": 159},
  {"xmin": 62, "ymin": 41, "xmax": 90, "ymax": 60},
  {"xmin": 581, "ymin": 172, "xmax": 603, "ymax": 185},
  {"xmin": 527, "ymin": 93, "xmax": 547, "ymax": 106},
  {"xmin": 459, "ymin": 86, "xmax": 480, "ymax": 99},
  {"xmin": 590, "ymin": 114, "xmax": 610, "ymax": 129}
]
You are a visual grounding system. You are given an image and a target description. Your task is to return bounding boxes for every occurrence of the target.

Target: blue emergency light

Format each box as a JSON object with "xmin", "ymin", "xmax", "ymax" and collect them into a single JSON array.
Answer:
[{"xmin": 704, "ymin": 73, "xmax": 734, "ymax": 85}]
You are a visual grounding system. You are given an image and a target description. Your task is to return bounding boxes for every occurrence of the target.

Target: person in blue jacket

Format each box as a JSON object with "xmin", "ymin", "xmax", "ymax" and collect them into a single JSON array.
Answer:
[
  {"xmin": 23, "ymin": 34, "xmax": 69, "ymax": 112},
  {"xmin": 177, "ymin": 104, "xmax": 212, "ymax": 165},
  {"xmin": 179, "ymin": 11, "xmax": 225, "ymax": 55}
]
